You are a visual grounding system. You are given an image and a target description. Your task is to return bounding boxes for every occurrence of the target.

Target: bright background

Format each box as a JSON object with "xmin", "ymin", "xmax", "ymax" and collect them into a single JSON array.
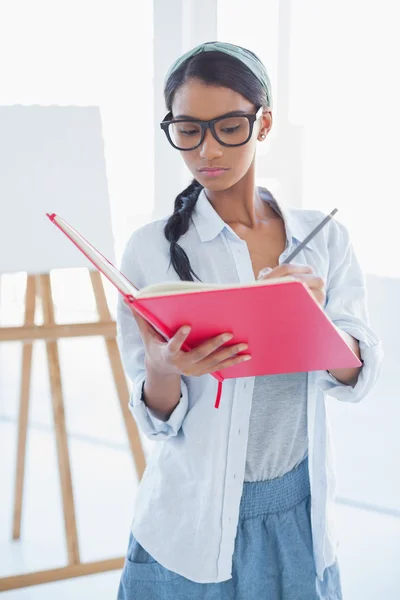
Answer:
[{"xmin": 1, "ymin": 1, "xmax": 399, "ymax": 598}]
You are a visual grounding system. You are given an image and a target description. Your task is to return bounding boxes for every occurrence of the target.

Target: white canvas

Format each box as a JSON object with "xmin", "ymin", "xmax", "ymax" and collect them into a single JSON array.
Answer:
[{"xmin": 0, "ymin": 105, "xmax": 115, "ymax": 274}]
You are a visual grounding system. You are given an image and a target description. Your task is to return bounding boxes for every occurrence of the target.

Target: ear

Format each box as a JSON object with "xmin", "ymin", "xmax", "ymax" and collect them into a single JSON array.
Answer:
[{"xmin": 258, "ymin": 110, "xmax": 273, "ymax": 141}]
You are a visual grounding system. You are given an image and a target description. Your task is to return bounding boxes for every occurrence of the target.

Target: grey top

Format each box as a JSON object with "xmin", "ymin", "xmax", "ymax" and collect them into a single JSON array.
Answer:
[{"xmin": 244, "ymin": 371, "xmax": 308, "ymax": 481}]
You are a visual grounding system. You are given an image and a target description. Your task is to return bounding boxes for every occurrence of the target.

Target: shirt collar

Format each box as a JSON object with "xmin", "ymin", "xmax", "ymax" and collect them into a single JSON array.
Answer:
[
  {"xmin": 191, "ymin": 188, "xmax": 227, "ymax": 242},
  {"xmin": 192, "ymin": 187, "xmax": 315, "ymax": 250}
]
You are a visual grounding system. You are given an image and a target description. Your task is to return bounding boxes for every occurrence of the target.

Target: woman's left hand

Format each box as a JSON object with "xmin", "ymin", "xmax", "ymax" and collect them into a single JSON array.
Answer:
[{"xmin": 258, "ymin": 266, "xmax": 326, "ymax": 307}]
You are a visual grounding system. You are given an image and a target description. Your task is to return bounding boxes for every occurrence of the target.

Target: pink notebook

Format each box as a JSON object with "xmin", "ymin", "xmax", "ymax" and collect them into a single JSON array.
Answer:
[{"xmin": 47, "ymin": 213, "xmax": 362, "ymax": 408}]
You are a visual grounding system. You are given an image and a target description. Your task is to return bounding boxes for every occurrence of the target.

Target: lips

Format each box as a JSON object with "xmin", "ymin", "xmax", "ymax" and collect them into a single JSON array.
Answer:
[
  {"xmin": 199, "ymin": 167, "xmax": 228, "ymax": 172},
  {"xmin": 198, "ymin": 167, "xmax": 229, "ymax": 178}
]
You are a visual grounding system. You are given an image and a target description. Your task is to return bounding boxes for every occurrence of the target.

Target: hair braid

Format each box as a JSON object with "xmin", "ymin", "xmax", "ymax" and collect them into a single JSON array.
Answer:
[{"xmin": 164, "ymin": 178, "xmax": 203, "ymax": 281}]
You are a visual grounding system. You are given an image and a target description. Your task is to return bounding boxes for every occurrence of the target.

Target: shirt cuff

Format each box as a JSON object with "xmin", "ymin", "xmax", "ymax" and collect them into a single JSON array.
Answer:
[
  {"xmin": 129, "ymin": 377, "xmax": 189, "ymax": 440},
  {"xmin": 316, "ymin": 326, "xmax": 384, "ymax": 403}
]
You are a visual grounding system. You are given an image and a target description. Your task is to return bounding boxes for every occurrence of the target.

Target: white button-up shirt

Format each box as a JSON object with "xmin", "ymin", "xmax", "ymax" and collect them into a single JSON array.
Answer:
[{"xmin": 116, "ymin": 188, "xmax": 383, "ymax": 584}]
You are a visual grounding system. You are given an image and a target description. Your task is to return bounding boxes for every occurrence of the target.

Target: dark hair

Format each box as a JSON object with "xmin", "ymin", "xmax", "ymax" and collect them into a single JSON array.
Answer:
[{"xmin": 164, "ymin": 48, "xmax": 269, "ymax": 281}]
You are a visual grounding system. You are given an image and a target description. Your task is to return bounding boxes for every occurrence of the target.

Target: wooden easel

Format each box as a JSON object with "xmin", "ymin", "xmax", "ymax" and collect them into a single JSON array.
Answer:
[{"xmin": 0, "ymin": 270, "xmax": 146, "ymax": 592}]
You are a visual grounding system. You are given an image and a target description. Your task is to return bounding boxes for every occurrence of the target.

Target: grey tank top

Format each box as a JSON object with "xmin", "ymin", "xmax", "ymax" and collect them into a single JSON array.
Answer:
[{"xmin": 244, "ymin": 371, "xmax": 308, "ymax": 482}]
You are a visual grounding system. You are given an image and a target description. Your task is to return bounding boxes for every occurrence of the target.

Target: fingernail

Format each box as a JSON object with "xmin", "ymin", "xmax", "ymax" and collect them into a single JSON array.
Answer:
[
  {"xmin": 243, "ymin": 355, "xmax": 252, "ymax": 361},
  {"xmin": 181, "ymin": 326, "xmax": 191, "ymax": 334},
  {"xmin": 258, "ymin": 267, "xmax": 272, "ymax": 279},
  {"xmin": 222, "ymin": 333, "xmax": 233, "ymax": 341}
]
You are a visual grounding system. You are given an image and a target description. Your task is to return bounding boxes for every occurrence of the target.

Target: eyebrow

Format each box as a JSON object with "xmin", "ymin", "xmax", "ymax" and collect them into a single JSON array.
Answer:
[{"xmin": 173, "ymin": 110, "xmax": 250, "ymax": 120}]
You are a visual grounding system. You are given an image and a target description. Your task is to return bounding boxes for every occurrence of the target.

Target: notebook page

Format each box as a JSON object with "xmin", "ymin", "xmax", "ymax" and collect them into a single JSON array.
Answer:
[{"xmin": 135, "ymin": 277, "xmax": 297, "ymax": 298}]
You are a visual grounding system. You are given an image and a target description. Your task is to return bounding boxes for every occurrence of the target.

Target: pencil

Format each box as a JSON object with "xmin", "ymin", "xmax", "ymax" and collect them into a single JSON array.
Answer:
[{"xmin": 282, "ymin": 208, "xmax": 338, "ymax": 264}]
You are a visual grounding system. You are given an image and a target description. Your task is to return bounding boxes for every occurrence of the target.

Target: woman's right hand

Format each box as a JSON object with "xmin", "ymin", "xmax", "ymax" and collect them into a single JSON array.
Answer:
[{"xmin": 124, "ymin": 299, "xmax": 251, "ymax": 378}]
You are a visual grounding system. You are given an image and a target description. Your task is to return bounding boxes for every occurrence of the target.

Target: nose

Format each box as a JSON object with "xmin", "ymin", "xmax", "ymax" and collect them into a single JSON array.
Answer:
[{"xmin": 199, "ymin": 128, "xmax": 223, "ymax": 160}]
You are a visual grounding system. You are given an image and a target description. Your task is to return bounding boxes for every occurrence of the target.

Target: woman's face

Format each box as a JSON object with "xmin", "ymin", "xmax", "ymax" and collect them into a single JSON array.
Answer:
[{"xmin": 171, "ymin": 79, "xmax": 271, "ymax": 191}]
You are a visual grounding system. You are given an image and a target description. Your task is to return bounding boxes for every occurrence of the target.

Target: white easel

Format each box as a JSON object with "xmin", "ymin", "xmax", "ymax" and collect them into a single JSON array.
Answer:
[{"xmin": 0, "ymin": 106, "xmax": 146, "ymax": 591}]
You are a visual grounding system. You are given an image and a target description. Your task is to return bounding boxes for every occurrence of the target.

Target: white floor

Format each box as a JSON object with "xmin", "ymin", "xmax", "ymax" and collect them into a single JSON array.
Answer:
[{"xmin": 1, "ymin": 298, "xmax": 399, "ymax": 598}]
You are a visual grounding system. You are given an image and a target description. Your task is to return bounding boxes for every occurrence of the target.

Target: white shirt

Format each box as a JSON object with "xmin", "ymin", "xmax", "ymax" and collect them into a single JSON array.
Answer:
[{"xmin": 116, "ymin": 187, "xmax": 383, "ymax": 584}]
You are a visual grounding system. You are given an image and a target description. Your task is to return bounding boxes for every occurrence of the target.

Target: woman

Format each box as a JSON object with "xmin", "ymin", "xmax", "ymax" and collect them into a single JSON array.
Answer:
[{"xmin": 116, "ymin": 41, "xmax": 383, "ymax": 599}]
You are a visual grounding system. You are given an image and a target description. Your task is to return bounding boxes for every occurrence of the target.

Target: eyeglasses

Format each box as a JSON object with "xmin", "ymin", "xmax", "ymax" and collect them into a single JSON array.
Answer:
[{"xmin": 160, "ymin": 107, "xmax": 263, "ymax": 151}]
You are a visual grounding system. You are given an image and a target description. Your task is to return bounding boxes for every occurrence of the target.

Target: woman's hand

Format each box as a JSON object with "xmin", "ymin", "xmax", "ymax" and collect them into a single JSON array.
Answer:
[
  {"xmin": 258, "ymin": 263, "xmax": 326, "ymax": 307},
  {"xmin": 124, "ymin": 299, "xmax": 251, "ymax": 377}
]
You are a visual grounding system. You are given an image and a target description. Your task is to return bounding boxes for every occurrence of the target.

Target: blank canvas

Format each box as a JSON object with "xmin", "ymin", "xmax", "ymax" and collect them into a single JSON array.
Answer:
[{"xmin": 0, "ymin": 105, "xmax": 115, "ymax": 274}]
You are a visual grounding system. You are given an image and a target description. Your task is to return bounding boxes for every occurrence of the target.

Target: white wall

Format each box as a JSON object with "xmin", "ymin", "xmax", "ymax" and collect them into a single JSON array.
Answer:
[{"xmin": 152, "ymin": 0, "xmax": 218, "ymax": 220}]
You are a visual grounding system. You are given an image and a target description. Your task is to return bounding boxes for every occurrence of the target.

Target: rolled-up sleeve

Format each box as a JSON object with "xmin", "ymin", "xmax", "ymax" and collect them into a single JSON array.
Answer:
[
  {"xmin": 315, "ymin": 221, "xmax": 384, "ymax": 403},
  {"xmin": 116, "ymin": 231, "xmax": 189, "ymax": 440}
]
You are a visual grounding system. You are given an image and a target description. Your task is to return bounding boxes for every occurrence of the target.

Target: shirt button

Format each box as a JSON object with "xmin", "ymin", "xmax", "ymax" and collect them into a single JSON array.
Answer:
[
  {"xmin": 233, "ymin": 473, "xmax": 236, "ymax": 479},
  {"xmin": 238, "ymin": 429, "xmax": 241, "ymax": 435}
]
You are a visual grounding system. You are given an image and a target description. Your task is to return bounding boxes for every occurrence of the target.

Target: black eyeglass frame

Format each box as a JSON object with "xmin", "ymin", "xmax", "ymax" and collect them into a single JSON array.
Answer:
[{"xmin": 160, "ymin": 106, "xmax": 264, "ymax": 151}]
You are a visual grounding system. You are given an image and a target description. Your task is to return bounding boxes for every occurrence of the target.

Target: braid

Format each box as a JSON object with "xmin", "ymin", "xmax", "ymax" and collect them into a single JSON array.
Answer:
[{"xmin": 164, "ymin": 178, "xmax": 203, "ymax": 281}]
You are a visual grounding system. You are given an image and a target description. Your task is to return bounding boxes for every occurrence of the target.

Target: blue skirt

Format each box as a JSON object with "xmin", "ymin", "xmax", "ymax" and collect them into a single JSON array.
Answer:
[{"xmin": 117, "ymin": 457, "xmax": 342, "ymax": 599}]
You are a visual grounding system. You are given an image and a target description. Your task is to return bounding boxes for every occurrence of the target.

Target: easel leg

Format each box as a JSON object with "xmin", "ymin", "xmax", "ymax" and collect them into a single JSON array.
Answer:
[
  {"xmin": 1, "ymin": 270, "xmax": 139, "ymax": 591},
  {"xmin": 12, "ymin": 275, "xmax": 36, "ymax": 540},
  {"xmin": 38, "ymin": 274, "xmax": 80, "ymax": 565},
  {"xmin": 89, "ymin": 270, "xmax": 146, "ymax": 480}
]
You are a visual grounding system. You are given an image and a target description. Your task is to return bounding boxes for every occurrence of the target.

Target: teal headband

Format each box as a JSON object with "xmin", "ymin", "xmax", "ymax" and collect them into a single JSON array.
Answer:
[{"xmin": 165, "ymin": 41, "xmax": 273, "ymax": 109}]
